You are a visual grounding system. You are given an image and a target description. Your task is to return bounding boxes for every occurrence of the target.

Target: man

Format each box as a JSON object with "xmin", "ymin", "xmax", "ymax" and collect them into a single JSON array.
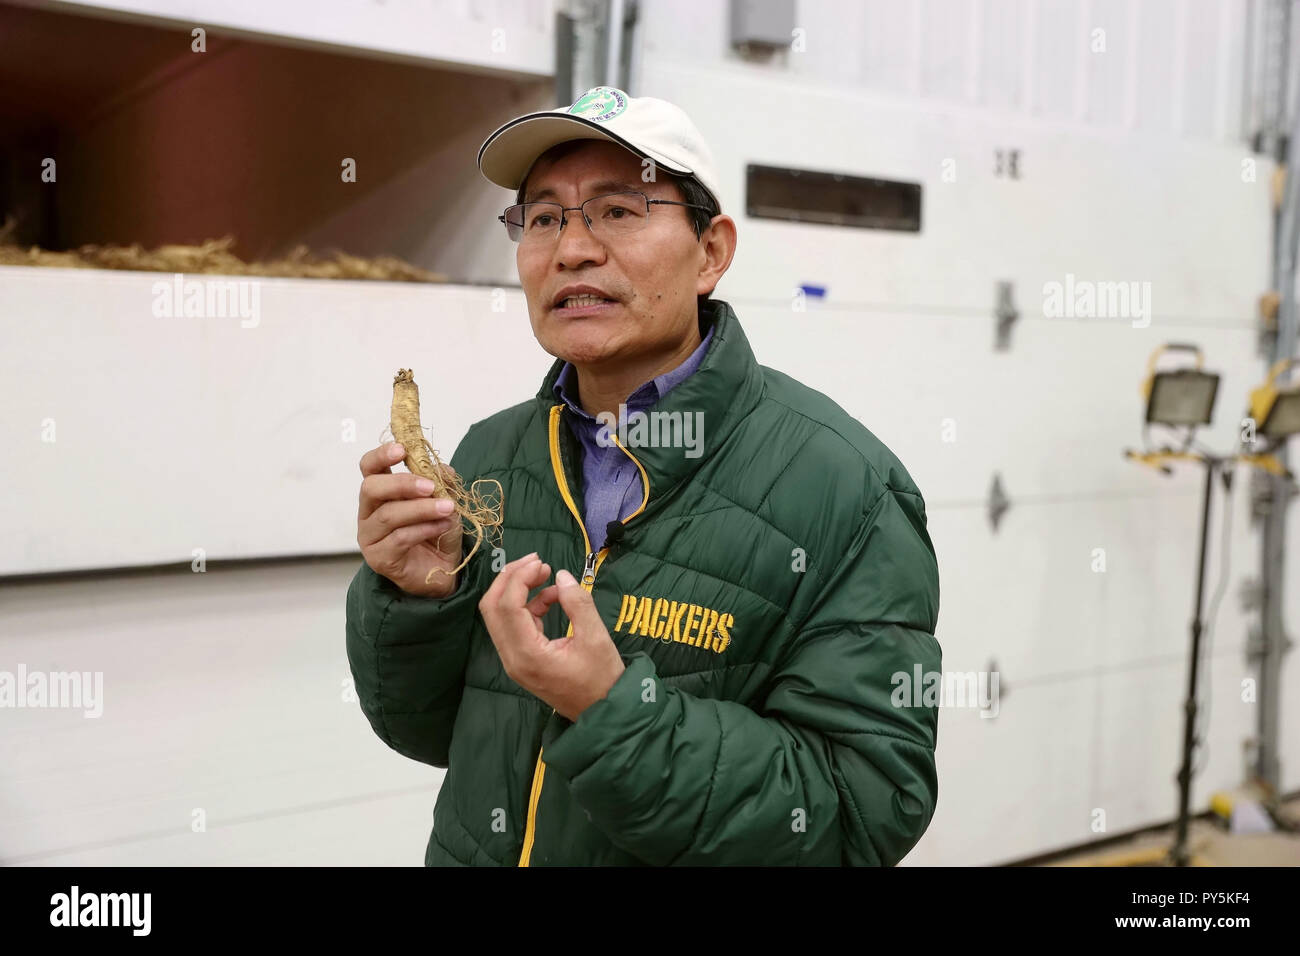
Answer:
[{"xmin": 346, "ymin": 86, "xmax": 941, "ymax": 866}]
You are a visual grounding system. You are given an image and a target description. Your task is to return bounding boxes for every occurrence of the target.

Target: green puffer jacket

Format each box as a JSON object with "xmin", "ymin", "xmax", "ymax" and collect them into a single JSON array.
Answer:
[{"xmin": 345, "ymin": 297, "xmax": 942, "ymax": 866}]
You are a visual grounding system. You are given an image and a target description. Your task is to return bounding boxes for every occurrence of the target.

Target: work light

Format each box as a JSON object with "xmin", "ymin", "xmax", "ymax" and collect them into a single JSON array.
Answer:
[
  {"xmin": 1248, "ymin": 358, "xmax": 1300, "ymax": 438},
  {"xmin": 1141, "ymin": 344, "xmax": 1220, "ymax": 427}
]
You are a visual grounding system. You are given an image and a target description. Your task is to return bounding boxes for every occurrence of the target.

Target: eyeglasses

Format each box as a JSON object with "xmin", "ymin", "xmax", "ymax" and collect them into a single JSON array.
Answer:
[{"xmin": 499, "ymin": 190, "xmax": 713, "ymax": 245}]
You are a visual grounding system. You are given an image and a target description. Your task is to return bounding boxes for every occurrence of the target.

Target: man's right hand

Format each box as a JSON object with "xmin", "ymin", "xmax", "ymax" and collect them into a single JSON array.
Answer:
[{"xmin": 358, "ymin": 442, "xmax": 465, "ymax": 598}]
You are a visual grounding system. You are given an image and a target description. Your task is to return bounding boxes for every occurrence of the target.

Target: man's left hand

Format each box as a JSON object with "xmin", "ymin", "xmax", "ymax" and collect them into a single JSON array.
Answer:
[{"xmin": 479, "ymin": 552, "xmax": 626, "ymax": 722}]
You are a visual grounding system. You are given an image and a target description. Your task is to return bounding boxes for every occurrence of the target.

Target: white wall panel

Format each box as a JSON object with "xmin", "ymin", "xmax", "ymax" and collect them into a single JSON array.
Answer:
[
  {"xmin": 0, "ymin": 559, "xmax": 440, "ymax": 865},
  {"xmin": 909, "ymin": 640, "xmax": 1262, "ymax": 865},
  {"xmin": 1, "ymin": 267, "xmax": 1265, "ymax": 576},
  {"xmin": 902, "ymin": 486, "xmax": 1266, "ymax": 864},
  {"xmin": 0, "ymin": 496, "xmax": 1283, "ymax": 866},
  {"xmin": 859, "ymin": 0, "xmax": 920, "ymax": 98},
  {"xmin": 981, "ymin": 0, "xmax": 1031, "ymax": 111},
  {"xmin": 0, "ymin": 272, "xmax": 548, "ymax": 575},
  {"xmin": 640, "ymin": 0, "xmax": 1250, "ymax": 145},
  {"xmin": 656, "ymin": 62, "xmax": 1271, "ymax": 322},
  {"xmin": 920, "ymin": 0, "xmax": 973, "ymax": 102},
  {"xmin": 734, "ymin": 302, "xmax": 1262, "ymax": 506},
  {"xmin": 907, "ymin": 661, "xmax": 1100, "ymax": 865},
  {"xmin": 929, "ymin": 491, "xmax": 1257, "ymax": 683}
]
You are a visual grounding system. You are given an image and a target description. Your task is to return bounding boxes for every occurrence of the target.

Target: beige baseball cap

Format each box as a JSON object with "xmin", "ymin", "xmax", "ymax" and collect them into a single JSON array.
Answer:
[{"xmin": 477, "ymin": 86, "xmax": 722, "ymax": 211}]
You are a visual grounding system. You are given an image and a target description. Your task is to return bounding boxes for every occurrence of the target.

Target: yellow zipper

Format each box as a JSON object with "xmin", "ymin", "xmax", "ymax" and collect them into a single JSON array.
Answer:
[{"xmin": 517, "ymin": 403, "xmax": 649, "ymax": 867}]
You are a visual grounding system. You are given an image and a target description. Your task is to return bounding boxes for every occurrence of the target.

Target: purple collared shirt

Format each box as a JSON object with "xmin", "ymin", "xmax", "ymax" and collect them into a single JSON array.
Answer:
[{"xmin": 552, "ymin": 323, "xmax": 714, "ymax": 551}]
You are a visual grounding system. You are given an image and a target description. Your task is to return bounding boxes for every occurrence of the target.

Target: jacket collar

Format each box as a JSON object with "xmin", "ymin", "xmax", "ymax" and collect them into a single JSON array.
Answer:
[{"xmin": 534, "ymin": 298, "xmax": 765, "ymax": 504}]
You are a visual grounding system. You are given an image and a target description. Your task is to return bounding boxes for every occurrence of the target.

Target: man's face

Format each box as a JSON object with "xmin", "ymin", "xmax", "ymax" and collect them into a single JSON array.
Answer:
[{"xmin": 515, "ymin": 140, "xmax": 712, "ymax": 371}]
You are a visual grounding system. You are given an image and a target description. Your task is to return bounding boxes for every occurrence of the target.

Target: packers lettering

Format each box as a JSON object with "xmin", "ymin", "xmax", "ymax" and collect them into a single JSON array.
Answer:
[{"xmin": 612, "ymin": 593, "xmax": 734, "ymax": 653}]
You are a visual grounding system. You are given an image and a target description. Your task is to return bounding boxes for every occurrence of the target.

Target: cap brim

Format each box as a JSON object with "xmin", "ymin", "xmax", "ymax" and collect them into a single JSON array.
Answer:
[{"xmin": 478, "ymin": 112, "xmax": 694, "ymax": 193}]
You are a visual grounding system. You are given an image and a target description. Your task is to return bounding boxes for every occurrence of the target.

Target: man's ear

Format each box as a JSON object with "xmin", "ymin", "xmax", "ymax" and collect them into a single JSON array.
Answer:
[{"xmin": 696, "ymin": 214, "xmax": 737, "ymax": 298}]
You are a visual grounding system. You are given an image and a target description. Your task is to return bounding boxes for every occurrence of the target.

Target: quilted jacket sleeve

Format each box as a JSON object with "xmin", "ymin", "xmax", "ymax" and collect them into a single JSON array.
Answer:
[
  {"xmin": 539, "ymin": 485, "xmax": 942, "ymax": 865},
  {"xmin": 344, "ymin": 432, "xmax": 491, "ymax": 769}
]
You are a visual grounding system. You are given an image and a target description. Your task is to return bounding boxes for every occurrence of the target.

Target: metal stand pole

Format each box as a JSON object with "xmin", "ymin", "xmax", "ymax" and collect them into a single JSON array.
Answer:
[
  {"xmin": 1257, "ymin": 0, "xmax": 1299, "ymax": 807},
  {"xmin": 1171, "ymin": 457, "xmax": 1218, "ymax": 867}
]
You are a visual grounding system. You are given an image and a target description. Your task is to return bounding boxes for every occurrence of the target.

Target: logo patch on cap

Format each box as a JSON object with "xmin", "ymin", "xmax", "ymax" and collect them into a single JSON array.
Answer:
[{"xmin": 567, "ymin": 87, "xmax": 628, "ymax": 123}]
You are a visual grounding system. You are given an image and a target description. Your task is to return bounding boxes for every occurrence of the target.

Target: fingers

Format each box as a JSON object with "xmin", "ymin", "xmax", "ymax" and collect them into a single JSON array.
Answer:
[
  {"xmin": 433, "ymin": 524, "xmax": 463, "ymax": 555},
  {"xmin": 379, "ymin": 519, "xmax": 460, "ymax": 553},
  {"xmin": 525, "ymin": 584, "xmax": 560, "ymax": 619},
  {"xmin": 507, "ymin": 556, "xmax": 552, "ymax": 609},
  {"xmin": 502, "ymin": 554, "xmax": 552, "ymax": 608},
  {"xmin": 481, "ymin": 554, "xmax": 550, "ymax": 670},
  {"xmin": 358, "ymin": 469, "xmax": 450, "ymax": 522},
  {"xmin": 359, "ymin": 441, "xmax": 404, "ymax": 478},
  {"xmin": 553, "ymin": 568, "xmax": 604, "ymax": 636},
  {"xmin": 359, "ymin": 498, "xmax": 459, "ymax": 550},
  {"xmin": 360, "ymin": 442, "xmax": 460, "ymax": 482},
  {"xmin": 480, "ymin": 552, "xmax": 551, "ymax": 620}
]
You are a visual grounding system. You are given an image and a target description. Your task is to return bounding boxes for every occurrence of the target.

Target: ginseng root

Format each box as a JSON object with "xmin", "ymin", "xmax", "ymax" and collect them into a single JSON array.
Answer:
[{"xmin": 389, "ymin": 368, "xmax": 504, "ymax": 584}]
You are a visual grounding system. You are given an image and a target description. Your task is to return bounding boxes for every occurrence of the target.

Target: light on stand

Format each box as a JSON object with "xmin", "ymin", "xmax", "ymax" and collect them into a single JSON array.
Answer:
[
  {"xmin": 1126, "ymin": 344, "xmax": 1224, "ymax": 867},
  {"xmin": 1248, "ymin": 358, "xmax": 1300, "ymax": 439},
  {"xmin": 1142, "ymin": 344, "xmax": 1220, "ymax": 427}
]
